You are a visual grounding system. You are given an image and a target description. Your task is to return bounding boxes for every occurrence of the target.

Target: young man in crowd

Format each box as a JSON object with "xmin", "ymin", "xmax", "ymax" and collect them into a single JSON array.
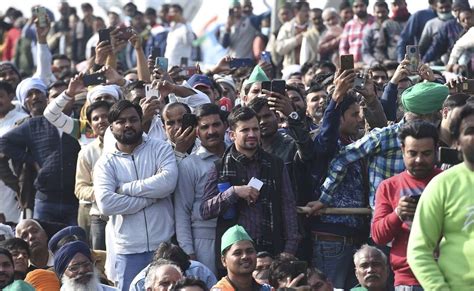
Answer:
[
  {"xmin": 372, "ymin": 121, "xmax": 441, "ymax": 290},
  {"xmin": 408, "ymin": 104, "xmax": 474, "ymax": 290},
  {"xmin": 212, "ymin": 225, "xmax": 271, "ymax": 291},
  {"xmin": 200, "ymin": 107, "xmax": 299, "ymax": 259},
  {"xmin": 174, "ymin": 103, "xmax": 228, "ymax": 274},
  {"xmin": 94, "ymin": 100, "xmax": 178, "ymax": 290}
]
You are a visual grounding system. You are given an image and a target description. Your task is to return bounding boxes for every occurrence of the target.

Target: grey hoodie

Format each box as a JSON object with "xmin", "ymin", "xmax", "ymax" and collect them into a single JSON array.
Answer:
[{"xmin": 93, "ymin": 135, "xmax": 178, "ymax": 254}]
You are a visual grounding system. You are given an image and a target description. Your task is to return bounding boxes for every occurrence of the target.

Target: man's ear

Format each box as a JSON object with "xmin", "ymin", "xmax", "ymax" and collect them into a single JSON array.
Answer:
[
  {"xmin": 221, "ymin": 255, "xmax": 227, "ymax": 268},
  {"xmin": 229, "ymin": 130, "xmax": 236, "ymax": 141}
]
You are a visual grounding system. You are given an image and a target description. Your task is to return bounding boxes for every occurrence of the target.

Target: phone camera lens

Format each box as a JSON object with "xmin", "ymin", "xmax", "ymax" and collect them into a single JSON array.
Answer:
[{"xmin": 410, "ymin": 47, "xmax": 416, "ymax": 54}]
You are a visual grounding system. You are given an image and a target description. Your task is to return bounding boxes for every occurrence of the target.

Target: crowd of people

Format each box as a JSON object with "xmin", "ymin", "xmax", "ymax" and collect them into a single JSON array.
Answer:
[{"xmin": 0, "ymin": 0, "xmax": 473, "ymax": 290}]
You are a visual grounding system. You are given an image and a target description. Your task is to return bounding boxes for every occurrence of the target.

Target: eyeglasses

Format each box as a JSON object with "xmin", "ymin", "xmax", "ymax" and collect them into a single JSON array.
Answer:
[{"xmin": 66, "ymin": 260, "xmax": 94, "ymax": 273}]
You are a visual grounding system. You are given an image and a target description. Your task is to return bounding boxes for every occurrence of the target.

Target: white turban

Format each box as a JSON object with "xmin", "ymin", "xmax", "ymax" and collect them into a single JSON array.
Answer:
[
  {"xmin": 86, "ymin": 85, "xmax": 121, "ymax": 103},
  {"xmin": 15, "ymin": 78, "xmax": 47, "ymax": 106}
]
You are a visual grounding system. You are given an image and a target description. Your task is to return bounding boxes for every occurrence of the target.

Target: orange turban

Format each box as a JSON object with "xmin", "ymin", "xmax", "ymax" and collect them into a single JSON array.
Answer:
[{"xmin": 24, "ymin": 269, "xmax": 60, "ymax": 291}]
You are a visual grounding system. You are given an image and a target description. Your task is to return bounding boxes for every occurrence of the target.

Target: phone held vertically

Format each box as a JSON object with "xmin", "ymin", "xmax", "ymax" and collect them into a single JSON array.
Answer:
[
  {"xmin": 181, "ymin": 113, "xmax": 198, "ymax": 130},
  {"xmin": 98, "ymin": 28, "xmax": 111, "ymax": 43},
  {"xmin": 33, "ymin": 7, "xmax": 48, "ymax": 28},
  {"xmin": 406, "ymin": 45, "xmax": 419, "ymax": 73},
  {"xmin": 340, "ymin": 54, "xmax": 354, "ymax": 72},
  {"xmin": 155, "ymin": 57, "xmax": 169, "ymax": 72}
]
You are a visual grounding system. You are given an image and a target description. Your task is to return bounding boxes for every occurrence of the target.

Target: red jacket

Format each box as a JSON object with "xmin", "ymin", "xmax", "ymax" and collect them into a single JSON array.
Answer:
[{"xmin": 371, "ymin": 169, "xmax": 442, "ymax": 286}]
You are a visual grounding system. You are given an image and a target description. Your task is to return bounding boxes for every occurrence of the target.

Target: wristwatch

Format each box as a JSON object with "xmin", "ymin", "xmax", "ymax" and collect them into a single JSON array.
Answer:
[{"xmin": 288, "ymin": 111, "xmax": 299, "ymax": 120}]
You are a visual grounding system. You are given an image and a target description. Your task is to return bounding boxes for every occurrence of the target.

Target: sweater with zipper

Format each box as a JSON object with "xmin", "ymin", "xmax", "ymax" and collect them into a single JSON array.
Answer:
[{"xmin": 93, "ymin": 135, "xmax": 178, "ymax": 254}]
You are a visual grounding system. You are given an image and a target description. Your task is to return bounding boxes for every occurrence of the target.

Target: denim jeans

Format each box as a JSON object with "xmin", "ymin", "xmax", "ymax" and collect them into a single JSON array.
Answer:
[
  {"xmin": 395, "ymin": 286, "xmax": 424, "ymax": 291},
  {"xmin": 115, "ymin": 251, "xmax": 154, "ymax": 291},
  {"xmin": 34, "ymin": 199, "xmax": 78, "ymax": 226},
  {"xmin": 90, "ymin": 215, "xmax": 107, "ymax": 250},
  {"xmin": 312, "ymin": 239, "xmax": 358, "ymax": 290}
]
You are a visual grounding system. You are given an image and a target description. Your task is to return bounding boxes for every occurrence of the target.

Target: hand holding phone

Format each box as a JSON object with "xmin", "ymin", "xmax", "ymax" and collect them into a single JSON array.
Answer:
[
  {"xmin": 34, "ymin": 7, "xmax": 48, "ymax": 28},
  {"xmin": 181, "ymin": 113, "xmax": 198, "ymax": 130}
]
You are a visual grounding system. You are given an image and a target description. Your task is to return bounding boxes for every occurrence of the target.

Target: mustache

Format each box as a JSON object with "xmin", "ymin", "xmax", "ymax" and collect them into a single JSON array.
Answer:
[
  {"xmin": 207, "ymin": 133, "xmax": 220, "ymax": 139},
  {"xmin": 73, "ymin": 271, "xmax": 94, "ymax": 282},
  {"xmin": 365, "ymin": 274, "xmax": 381, "ymax": 280}
]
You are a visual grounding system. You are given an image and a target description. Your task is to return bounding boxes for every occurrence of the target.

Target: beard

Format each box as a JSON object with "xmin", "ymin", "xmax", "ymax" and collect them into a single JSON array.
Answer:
[
  {"xmin": 0, "ymin": 271, "xmax": 14, "ymax": 289},
  {"xmin": 356, "ymin": 11, "xmax": 368, "ymax": 19},
  {"xmin": 113, "ymin": 128, "xmax": 143, "ymax": 145},
  {"xmin": 61, "ymin": 269, "xmax": 100, "ymax": 291}
]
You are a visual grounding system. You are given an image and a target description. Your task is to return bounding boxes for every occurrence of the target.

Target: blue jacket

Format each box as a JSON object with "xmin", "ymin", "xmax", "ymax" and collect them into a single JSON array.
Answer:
[{"xmin": 0, "ymin": 116, "xmax": 80, "ymax": 204}]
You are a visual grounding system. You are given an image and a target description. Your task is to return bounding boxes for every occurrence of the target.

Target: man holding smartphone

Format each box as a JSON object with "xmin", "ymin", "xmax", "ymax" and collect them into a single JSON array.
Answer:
[{"xmin": 372, "ymin": 121, "xmax": 441, "ymax": 290}]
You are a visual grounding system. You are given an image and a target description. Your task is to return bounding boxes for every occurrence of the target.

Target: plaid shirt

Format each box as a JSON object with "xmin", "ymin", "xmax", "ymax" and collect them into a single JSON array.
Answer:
[
  {"xmin": 339, "ymin": 15, "xmax": 375, "ymax": 62},
  {"xmin": 320, "ymin": 120, "xmax": 405, "ymax": 208}
]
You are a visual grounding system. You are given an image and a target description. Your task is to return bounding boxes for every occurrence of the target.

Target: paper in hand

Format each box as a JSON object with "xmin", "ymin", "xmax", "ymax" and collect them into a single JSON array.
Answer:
[{"xmin": 248, "ymin": 177, "xmax": 263, "ymax": 191}]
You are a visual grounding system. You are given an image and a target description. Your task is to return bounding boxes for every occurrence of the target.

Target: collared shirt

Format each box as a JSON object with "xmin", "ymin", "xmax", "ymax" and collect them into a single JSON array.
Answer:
[
  {"xmin": 320, "ymin": 120, "xmax": 405, "ymax": 208},
  {"xmin": 174, "ymin": 145, "xmax": 219, "ymax": 255},
  {"xmin": 201, "ymin": 149, "xmax": 299, "ymax": 254},
  {"xmin": 339, "ymin": 15, "xmax": 375, "ymax": 62}
]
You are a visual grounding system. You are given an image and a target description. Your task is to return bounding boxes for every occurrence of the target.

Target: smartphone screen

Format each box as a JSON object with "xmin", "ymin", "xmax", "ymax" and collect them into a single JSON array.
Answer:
[
  {"xmin": 271, "ymin": 80, "xmax": 286, "ymax": 96},
  {"xmin": 180, "ymin": 57, "xmax": 188, "ymax": 67},
  {"xmin": 155, "ymin": 57, "xmax": 169, "ymax": 72},
  {"xmin": 98, "ymin": 28, "xmax": 111, "ymax": 43},
  {"xmin": 340, "ymin": 54, "xmax": 354, "ymax": 72},
  {"xmin": 261, "ymin": 51, "xmax": 272, "ymax": 64}
]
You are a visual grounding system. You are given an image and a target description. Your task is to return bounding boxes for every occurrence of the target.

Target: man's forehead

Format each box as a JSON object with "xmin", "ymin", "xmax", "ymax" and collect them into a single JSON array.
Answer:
[{"xmin": 235, "ymin": 118, "xmax": 258, "ymax": 129}]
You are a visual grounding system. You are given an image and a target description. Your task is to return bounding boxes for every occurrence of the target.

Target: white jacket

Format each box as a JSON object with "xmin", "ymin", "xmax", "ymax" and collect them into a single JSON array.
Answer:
[{"xmin": 93, "ymin": 135, "xmax": 178, "ymax": 254}]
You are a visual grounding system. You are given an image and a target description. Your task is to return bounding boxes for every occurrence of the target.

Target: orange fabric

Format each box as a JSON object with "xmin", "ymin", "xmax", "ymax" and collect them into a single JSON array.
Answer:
[{"xmin": 24, "ymin": 269, "xmax": 60, "ymax": 291}]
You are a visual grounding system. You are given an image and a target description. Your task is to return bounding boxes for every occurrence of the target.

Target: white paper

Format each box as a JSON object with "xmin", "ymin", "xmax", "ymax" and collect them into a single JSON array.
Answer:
[{"xmin": 248, "ymin": 177, "xmax": 263, "ymax": 191}]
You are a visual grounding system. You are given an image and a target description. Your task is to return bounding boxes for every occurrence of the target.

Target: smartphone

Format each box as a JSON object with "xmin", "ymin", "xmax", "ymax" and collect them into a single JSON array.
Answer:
[
  {"xmin": 261, "ymin": 51, "xmax": 272, "ymax": 64},
  {"xmin": 155, "ymin": 57, "xmax": 169, "ymax": 72},
  {"xmin": 178, "ymin": 67, "xmax": 198, "ymax": 77},
  {"xmin": 228, "ymin": 8, "xmax": 234, "ymax": 17},
  {"xmin": 34, "ymin": 7, "xmax": 47, "ymax": 28},
  {"xmin": 456, "ymin": 79, "xmax": 474, "ymax": 94},
  {"xmin": 340, "ymin": 54, "xmax": 354, "ymax": 72},
  {"xmin": 438, "ymin": 147, "xmax": 463, "ymax": 165},
  {"xmin": 353, "ymin": 73, "xmax": 366, "ymax": 90},
  {"xmin": 98, "ymin": 28, "xmax": 111, "ymax": 43},
  {"xmin": 90, "ymin": 46, "xmax": 96, "ymax": 58},
  {"xmin": 117, "ymin": 27, "xmax": 133, "ymax": 40},
  {"xmin": 180, "ymin": 57, "xmax": 189, "ymax": 67},
  {"xmin": 406, "ymin": 45, "xmax": 419, "ymax": 73},
  {"xmin": 261, "ymin": 81, "xmax": 271, "ymax": 92},
  {"xmin": 271, "ymin": 79, "xmax": 286, "ymax": 96},
  {"xmin": 181, "ymin": 113, "xmax": 198, "ymax": 130},
  {"xmin": 229, "ymin": 58, "xmax": 254, "ymax": 69},
  {"xmin": 410, "ymin": 194, "xmax": 422, "ymax": 203},
  {"xmin": 82, "ymin": 72, "xmax": 106, "ymax": 86},
  {"xmin": 290, "ymin": 261, "xmax": 308, "ymax": 286},
  {"xmin": 145, "ymin": 84, "xmax": 159, "ymax": 100}
]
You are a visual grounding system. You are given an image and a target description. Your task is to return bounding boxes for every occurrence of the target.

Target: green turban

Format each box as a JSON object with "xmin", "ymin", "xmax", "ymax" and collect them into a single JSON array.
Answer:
[
  {"xmin": 229, "ymin": 0, "xmax": 240, "ymax": 8},
  {"xmin": 401, "ymin": 82, "xmax": 449, "ymax": 115},
  {"xmin": 242, "ymin": 65, "xmax": 270, "ymax": 89},
  {"xmin": 221, "ymin": 225, "xmax": 253, "ymax": 254}
]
